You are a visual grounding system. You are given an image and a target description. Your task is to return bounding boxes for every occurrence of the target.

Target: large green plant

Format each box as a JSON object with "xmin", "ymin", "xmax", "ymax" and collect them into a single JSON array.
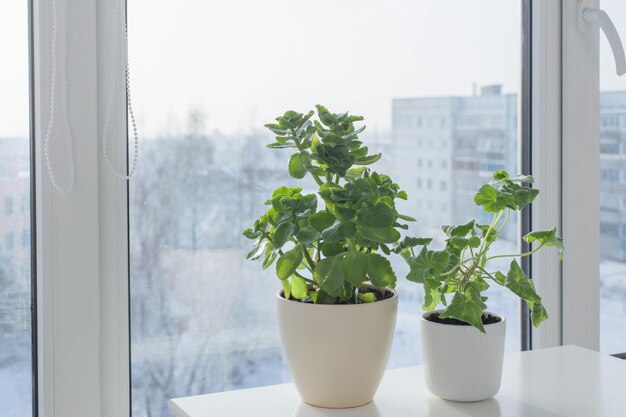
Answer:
[
  {"xmin": 401, "ymin": 171, "xmax": 563, "ymax": 332},
  {"xmin": 243, "ymin": 105, "xmax": 413, "ymax": 304}
]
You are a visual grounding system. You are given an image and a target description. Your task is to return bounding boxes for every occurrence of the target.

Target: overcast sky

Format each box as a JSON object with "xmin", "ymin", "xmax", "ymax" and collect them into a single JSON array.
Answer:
[{"xmin": 1, "ymin": 1, "xmax": 625, "ymax": 138}]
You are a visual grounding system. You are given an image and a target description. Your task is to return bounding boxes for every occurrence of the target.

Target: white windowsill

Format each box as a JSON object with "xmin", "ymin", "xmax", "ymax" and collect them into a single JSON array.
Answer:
[{"xmin": 169, "ymin": 345, "xmax": 626, "ymax": 417}]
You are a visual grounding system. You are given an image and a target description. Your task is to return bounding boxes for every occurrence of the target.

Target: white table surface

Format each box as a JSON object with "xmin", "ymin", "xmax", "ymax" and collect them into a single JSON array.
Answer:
[{"xmin": 169, "ymin": 345, "xmax": 626, "ymax": 417}]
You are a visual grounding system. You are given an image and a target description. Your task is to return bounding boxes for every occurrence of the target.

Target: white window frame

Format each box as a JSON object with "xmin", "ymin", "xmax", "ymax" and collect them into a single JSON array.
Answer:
[
  {"xmin": 32, "ymin": 0, "xmax": 129, "ymax": 416},
  {"xmin": 560, "ymin": 0, "xmax": 601, "ymax": 350},
  {"xmin": 529, "ymin": 0, "xmax": 603, "ymax": 351}
]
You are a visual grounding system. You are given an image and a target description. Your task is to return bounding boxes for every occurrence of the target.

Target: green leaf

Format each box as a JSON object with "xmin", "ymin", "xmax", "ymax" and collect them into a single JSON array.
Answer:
[
  {"xmin": 367, "ymin": 253, "xmax": 396, "ymax": 288},
  {"xmin": 523, "ymin": 227, "xmax": 564, "ymax": 260},
  {"xmin": 290, "ymin": 275, "xmax": 308, "ymax": 300},
  {"xmin": 341, "ymin": 250, "xmax": 369, "ymax": 286},
  {"xmin": 276, "ymin": 245, "xmax": 304, "ymax": 280},
  {"xmin": 422, "ymin": 279, "xmax": 442, "ymax": 311},
  {"xmin": 267, "ymin": 142, "xmax": 297, "ymax": 149},
  {"xmin": 295, "ymin": 225, "xmax": 321, "ymax": 245},
  {"xmin": 440, "ymin": 286, "xmax": 487, "ymax": 333},
  {"xmin": 358, "ymin": 292, "xmax": 377, "ymax": 303},
  {"xmin": 273, "ymin": 222, "xmax": 296, "ymax": 248},
  {"xmin": 406, "ymin": 247, "xmax": 450, "ymax": 283},
  {"xmin": 288, "ymin": 152, "xmax": 310, "ymax": 179},
  {"xmin": 308, "ymin": 211, "xmax": 335, "ymax": 233},
  {"xmin": 321, "ymin": 241, "xmax": 346, "ymax": 257},
  {"xmin": 357, "ymin": 202, "xmax": 396, "ymax": 228},
  {"xmin": 531, "ymin": 301, "xmax": 548, "ymax": 327},
  {"xmin": 281, "ymin": 279, "xmax": 291, "ymax": 299},
  {"xmin": 246, "ymin": 239, "xmax": 269, "ymax": 261},
  {"xmin": 494, "ymin": 271, "xmax": 506, "ymax": 285},
  {"xmin": 242, "ymin": 228, "xmax": 260, "ymax": 239},
  {"xmin": 397, "ymin": 213, "xmax": 415, "ymax": 221},
  {"xmin": 334, "ymin": 206, "xmax": 356, "ymax": 222},
  {"xmin": 358, "ymin": 226, "xmax": 401, "ymax": 244},
  {"xmin": 354, "ymin": 153, "xmax": 382, "ymax": 165},
  {"xmin": 261, "ymin": 242, "xmax": 277, "ymax": 269},
  {"xmin": 322, "ymin": 221, "xmax": 356, "ymax": 243},
  {"xmin": 504, "ymin": 259, "xmax": 541, "ymax": 302},
  {"xmin": 442, "ymin": 220, "xmax": 475, "ymax": 237},
  {"xmin": 314, "ymin": 254, "xmax": 345, "ymax": 295},
  {"xmin": 474, "ymin": 184, "xmax": 507, "ymax": 213},
  {"xmin": 272, "ymin": 186, "xmax": 302, "ymax": 198}
]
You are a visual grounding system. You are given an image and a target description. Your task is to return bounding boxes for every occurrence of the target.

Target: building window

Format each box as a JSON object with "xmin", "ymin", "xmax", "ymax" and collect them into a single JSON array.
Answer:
[
  {"xmin": 4, "ymin": 196, "xmax": 13, "ymax": 215},
  {"xmin": 5, "ymin": 232, "xmax": 15, "ymax": 252},
  {"xmin": 21, "ymin": 229, "xmax": 29, "ymax": 248},
  {"xmin": 601, "ymin": 169, "xmax": 619, "ymax": 182},
  {"xmin": 427, "ymin": 179, "xmax": 433, "ymax": 190},
  {"xmin": 417, "ymin": 178, "xmax": 422, "ymax": 189},
  {"xmin": 441, "ymin": 180, "xmax": 447, "ymax": 191},
  {"xmin": 417, "ymin": 158, "xmax": 422, "ymax": 168},
  {"xmin": 600, "ymin": 222, "xmax": 619, "ymax": 237},
  {"xmin": 441, "ymin": 160, "xmax": 447, "ymax": 169}
]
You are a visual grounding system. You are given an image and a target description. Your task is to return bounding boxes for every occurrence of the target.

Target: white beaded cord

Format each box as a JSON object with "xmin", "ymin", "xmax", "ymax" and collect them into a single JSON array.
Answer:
[
  {"xmin": 43, "ymin": 0, "xmax": 76, "ymax": 194},
  {"xmin": 102, "ymin": 0, "xmax": 139, "ymax": 180}
]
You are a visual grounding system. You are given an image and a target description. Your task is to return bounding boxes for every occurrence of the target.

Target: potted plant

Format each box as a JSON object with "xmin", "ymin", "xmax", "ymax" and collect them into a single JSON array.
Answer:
[
  {"xmin": 243, "ymin": 105, "xmax": 413, "ymax": 408},
  {"xmin": 400, "ymin": 171, "xmax": 563, "ymax": 402}
]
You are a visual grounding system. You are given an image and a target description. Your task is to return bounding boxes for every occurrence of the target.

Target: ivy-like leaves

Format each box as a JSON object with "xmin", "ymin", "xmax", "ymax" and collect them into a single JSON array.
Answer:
[
  {"xmin": 523, "ymin": 227, "xmax": 564, "ymax": 260},
  {"xmin": 401, "ymin": 170, "xmax": 563, "ymax": 332}
]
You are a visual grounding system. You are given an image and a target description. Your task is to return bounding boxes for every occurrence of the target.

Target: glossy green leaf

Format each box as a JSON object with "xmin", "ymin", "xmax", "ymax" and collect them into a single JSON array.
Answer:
[
  {"xmin": 273, "ymin": 222, "xmax": 296, "ymax": 248},
  {"xmin": 281, "ymin": 279, "xmax": 291, "ymax": 299},
  {"xmin": 322, "ymin": 221, "xmax": 356, "ymax": 243},
  {"xmin": 276, "ymin": 245, "xmax": 304, "ymax": 280},
  {"xmin": 341, "ymin": 250, "xmax": 369, "ymax": 286},
  {"xmin": 288, "ymin": 152, "xmax": 309, "ymax": 179},
  {"xmin": 358, "ymin": 226, "xmax": 400, "ymax": 244},
  {"xmin": 358, "ymin": 292, "xmax": 377, "ymax": 303},
  {"xmin": 290, "ymin": 275, "xmax": 308, "ymax": 300},
  {"xmin": 314, "ymin": 254, "xmax": 345, "ymax": 295},
  {"xmin": 308, "ymin": 211, "xmax": 335, "ymax": 232},
  {"xmin": 367, "ymin": 253, "xmax": 396, "ymax": 288},
  {"xmin": 357, "ymin": 202, "xmax": 396, "ymax": 228}
]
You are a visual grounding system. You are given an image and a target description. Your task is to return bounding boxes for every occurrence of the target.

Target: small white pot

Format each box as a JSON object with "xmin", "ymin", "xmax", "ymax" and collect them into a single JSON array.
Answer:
[
  {"xmin": 276, "ymin": 290, "xmax": 398, "ymax": 408},
  {"xmin": 420, "ymin": 310, "xmax": 506, "ymax": 402}
]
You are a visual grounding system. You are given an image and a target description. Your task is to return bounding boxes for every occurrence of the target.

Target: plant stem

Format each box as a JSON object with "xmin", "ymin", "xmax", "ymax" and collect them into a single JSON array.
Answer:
[
  {"xmin": 485, "ymin": 242, "xmax": 545, "ymax": 261},
  {"xmin": 293, "ymin": 270, "xmax": 316, "ymax": 285},
  {"xmin": 301, "ymin": 245, "xmax": 317, "ymax": 270}
]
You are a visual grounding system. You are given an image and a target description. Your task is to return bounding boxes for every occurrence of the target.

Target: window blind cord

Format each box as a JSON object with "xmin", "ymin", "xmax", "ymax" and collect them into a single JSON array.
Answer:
[
  {"xmin": 102, "ymin": 0, "xmax": 140, "ymax": 180},
  {"xmin": 43, "ymin": 0, "xmax": 76, "ymax": 194}
]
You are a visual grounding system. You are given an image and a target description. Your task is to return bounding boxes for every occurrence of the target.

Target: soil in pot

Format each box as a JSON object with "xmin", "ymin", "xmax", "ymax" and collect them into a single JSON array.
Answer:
[
  {"xmin": 282, "ymin": 286, "xmax": 395, "ymax": 304},
  {"xmin": 425, "ymin": 312, "xmax": 502, "ymax": 326}
]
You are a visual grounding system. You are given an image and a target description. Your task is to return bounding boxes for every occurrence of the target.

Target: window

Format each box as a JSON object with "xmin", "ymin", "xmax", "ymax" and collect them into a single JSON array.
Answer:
[
  {"xmin": 417, "ymin": 158, "xmax": 422, "ymax": 168},
  {"xmin": 0, "ymin": 1, "xmax": 34, "ymax": 415},
  {"xmin": 127, "ymin": 1, "xmax": 523, "ymax": 414},
  {"xmin": 598, "ymin": 0, "xmax": 626, "ymax": 354},
  {"xmin": 4, "ymin": 197, "xmax": 13, "ymax": 215}
]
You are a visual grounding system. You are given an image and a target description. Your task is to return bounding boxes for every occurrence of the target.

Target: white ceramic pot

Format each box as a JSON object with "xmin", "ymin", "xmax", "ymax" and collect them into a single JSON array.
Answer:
[
  {"xmin": 420, "ymin": 310, "xmax": 506, "ymax": 402},
  {"xmin": 276, "ymin": 290, "xmax": 398, "ymax": 408}
]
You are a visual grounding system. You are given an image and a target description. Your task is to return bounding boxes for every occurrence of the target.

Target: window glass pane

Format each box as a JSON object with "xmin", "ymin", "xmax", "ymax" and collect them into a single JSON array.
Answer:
[
  {"xmin": 128, "ymin": 1, "xmax": 521, "ymax": 414},
  {"xmin": 599, "ymin": 0, "xmax": 626, "ymax": 354},
  {"xmin": 0, "ymin": 2, "xmax": 33, "ymax": 416}
]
